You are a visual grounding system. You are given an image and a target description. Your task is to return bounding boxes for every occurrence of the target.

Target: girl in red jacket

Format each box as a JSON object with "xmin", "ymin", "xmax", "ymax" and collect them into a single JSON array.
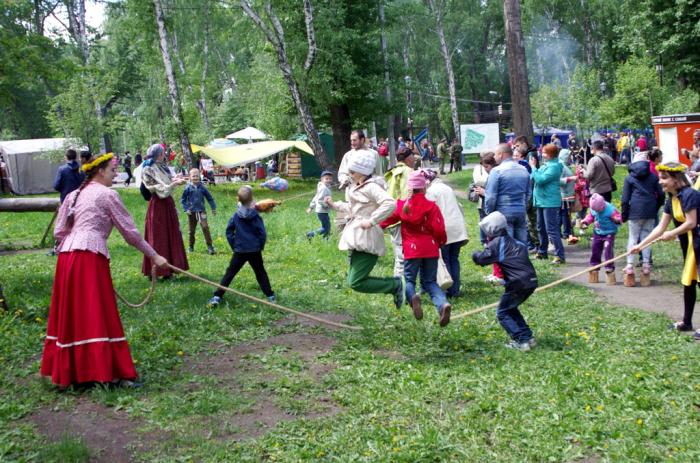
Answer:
[{"xmin": 381, "ymin": 170, "xmax": 451, "ymax": 326}]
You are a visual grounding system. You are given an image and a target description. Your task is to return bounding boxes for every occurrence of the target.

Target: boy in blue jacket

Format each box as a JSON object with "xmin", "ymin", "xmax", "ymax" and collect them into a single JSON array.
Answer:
[
  {"xmin": 181, "ymin": 168, "xmax": 217, "ymax": 254},
  {"xmin": 208, "ymin": 185, "xmax": 275, "ymax": 306},
  {"xmin": 472, "ymin": 211, "xmax": 539, "ymax": 351}
]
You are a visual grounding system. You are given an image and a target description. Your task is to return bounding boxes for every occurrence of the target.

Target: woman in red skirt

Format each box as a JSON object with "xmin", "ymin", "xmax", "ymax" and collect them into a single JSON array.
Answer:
[
  {"xmin": 41, "ymin": 153, "xmax": 168, "ymax": 388},
  {"xmin": 140, "ymin": 144, "xmax": 189, "ymax": 278}
]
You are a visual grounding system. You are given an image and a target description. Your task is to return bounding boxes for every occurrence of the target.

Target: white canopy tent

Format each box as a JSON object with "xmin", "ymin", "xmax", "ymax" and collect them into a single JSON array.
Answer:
[
  {"xmin": 0, "ymin": 138, "xmax": 74, "ymax": 195},
  {"xmin": 225, "ymin": 127, "xmax": 269, "ymax": 141}
]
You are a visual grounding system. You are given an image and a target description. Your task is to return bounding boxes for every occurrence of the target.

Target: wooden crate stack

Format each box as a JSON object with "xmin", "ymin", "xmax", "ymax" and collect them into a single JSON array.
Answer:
[{"xmin": 286, "ymin": 153, "xmax": 302, "ymax": 178}]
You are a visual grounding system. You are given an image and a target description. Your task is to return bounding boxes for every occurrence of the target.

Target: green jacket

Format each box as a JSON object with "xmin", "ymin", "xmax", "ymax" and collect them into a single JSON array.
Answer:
[
  {"xmin": 437, "ymin": 143, "xmax": 449, "ymax": 160},
  {"xmin": 531, "ymin": 158, "xmax": 563, "ymax": 208},
  {"xmin": 384, "ymin": 162, "xmax": 413, "ymax": 200}
]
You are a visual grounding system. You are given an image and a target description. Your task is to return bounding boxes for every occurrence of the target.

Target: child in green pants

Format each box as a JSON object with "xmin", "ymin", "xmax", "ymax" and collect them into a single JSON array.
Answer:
[{"xmin": 326, "ymin": 150, "xmax": 402, "ymax": 308}]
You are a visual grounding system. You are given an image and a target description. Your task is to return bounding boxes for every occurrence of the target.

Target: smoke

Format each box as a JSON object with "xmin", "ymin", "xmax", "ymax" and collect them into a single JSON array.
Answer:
[{"xmin": 525, "ymin": 14, "xmax": 581, "ymax": 87}]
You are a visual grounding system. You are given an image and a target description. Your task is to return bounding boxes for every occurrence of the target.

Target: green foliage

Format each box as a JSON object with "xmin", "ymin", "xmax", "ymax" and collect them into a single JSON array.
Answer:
[
  {"xmin": 598, "ymin": 57, "xmax": 666, "ymax": 128},
  {"xmin": 662, "ymin": 88, "xmax": 700, "ymax": 115}
]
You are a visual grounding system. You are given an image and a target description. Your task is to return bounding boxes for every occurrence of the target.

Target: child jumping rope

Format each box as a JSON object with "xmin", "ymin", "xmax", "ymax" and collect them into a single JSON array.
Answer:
[
  {"xmin": 325, "ymin": 150, "xmax": 403, "ymax": 309},
  {"xmin": 381, "ymin": 170, "xmax": 451, "ymax": 326},
  {"xmin": 632, "ymin": 162, "xmax": 700, "ymax": 340},
  {"xmin": 581, "ymin": 193, "xmax": 622, "ymax": 285},
  {"xmin": 208, "ymin": 185, "xmax": 275, "ymax": 307},
  {"xmin": 472, "ymin": 211, "xmax": 539, "ymax": 351}
]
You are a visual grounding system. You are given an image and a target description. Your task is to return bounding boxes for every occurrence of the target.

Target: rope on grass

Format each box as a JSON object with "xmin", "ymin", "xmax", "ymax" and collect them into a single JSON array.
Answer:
[
  {"xmin": 114, "ymin": 265, "xmax": 158, "ymax": 308},
  {"xmin": 451, "ymin": 238, "xmax": 662, "ymax": 321},
  {"xmin": 166, "ymin": 263, "xmax": 361, "ymax": 331}
]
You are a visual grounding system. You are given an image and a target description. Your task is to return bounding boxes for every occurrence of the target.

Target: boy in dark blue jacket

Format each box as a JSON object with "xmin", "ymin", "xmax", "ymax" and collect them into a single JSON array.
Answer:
[
  {"xmin": 208, "ymin": 185, "xmax": 275, "ymax": 306},
  {"xmin": 181, "ymin": 168, "xmax": 217, "ymax": 254},
  {"xmin": 53, "ymin": 149, "xmax": 85, "ymax": 203},
  {"xmin": 472, "ymin": 211, "xmax": 539, "ymax": 351}
]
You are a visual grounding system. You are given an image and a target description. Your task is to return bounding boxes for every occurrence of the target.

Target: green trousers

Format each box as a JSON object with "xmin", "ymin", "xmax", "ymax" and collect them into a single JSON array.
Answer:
[{"xmin": 347, "ymin": 251, "xmax": 398, "ymax": 295}]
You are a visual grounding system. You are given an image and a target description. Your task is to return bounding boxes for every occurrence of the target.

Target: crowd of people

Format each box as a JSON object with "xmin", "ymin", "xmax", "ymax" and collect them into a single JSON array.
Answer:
[{"xmin": 39, "ymin": 128, "xmax": 700, "ymax": 388}]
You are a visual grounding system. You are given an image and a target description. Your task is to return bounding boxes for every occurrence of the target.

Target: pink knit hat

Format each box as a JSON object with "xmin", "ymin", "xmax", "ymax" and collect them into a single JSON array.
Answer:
[
  {"xmin": 589, "ymin": 193, "xmax": 606, "ymax": 212},
  {"xmin": 407, "ymin": 170, "xmax": 427, "ymax": 190}
]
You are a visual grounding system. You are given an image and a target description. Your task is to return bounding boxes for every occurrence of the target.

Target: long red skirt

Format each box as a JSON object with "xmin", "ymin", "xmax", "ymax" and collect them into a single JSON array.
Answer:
[
  {"xmin": 41, "ymin": 251, "xmax": 137, "ymax": 386},
  {"xmin": 142, "ymin": 195, "xmax": 189, "ymax": 277}
]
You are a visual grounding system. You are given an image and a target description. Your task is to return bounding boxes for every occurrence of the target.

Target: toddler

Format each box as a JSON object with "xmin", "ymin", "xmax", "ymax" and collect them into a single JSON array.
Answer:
[
  {"xmin": 581, "ymin": 193, "xmax": 622, "ymax": 285},
  {"xmin": 306, "ymin": 170, "xmax": 333, "ymax": 239}
]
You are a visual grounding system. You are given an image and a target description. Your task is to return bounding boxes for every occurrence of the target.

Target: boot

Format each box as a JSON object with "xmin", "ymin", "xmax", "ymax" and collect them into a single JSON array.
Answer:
[
  {"xmin": 640, "ymin": 263, "xmax": 652, "ymax": 287},
  {"xmin": 606, "ymin": 271, "xmax": 616, "ymax": 286},
  {"xmin": 588, "ymin": 270, "xmax": 599, "ymax": 283},
  {"xmin": 623, "ymin": 264, "xmax": 635, "ymax": 287}
]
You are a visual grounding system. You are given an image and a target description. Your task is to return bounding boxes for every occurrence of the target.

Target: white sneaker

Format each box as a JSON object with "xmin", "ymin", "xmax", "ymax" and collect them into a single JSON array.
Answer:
[{"xmin": 505, "ymin": 340, "xmax": 531, "ymax": 352}]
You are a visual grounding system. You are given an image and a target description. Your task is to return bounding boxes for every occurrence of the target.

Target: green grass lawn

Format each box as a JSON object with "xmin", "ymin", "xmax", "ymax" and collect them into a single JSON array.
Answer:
[{"xmin": 1, "ymin": 176, "xmax": 699, "ymax": 462}]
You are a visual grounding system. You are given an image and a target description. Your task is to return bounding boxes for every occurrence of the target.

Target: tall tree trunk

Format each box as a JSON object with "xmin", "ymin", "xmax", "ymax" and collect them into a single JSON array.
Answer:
[
  {"xmin": 330, "ymin": 104, "xmax": 351, "ymax": 166},
  {"xmin": 240, "ymin": 0, "xmax": 331, "ymax": 169},
  {"xmin": 428, "ymin": 0, "xmax": 460, "ymax": 143},
  {"xmin": 503, "ymin": 0, "xmax": 534, "ymax": 143},
  {"xmin": 198, "ymin": 0, "xmax": 211, "ymax": 134},
  {"xmin": 379, "ymin": 1, "xmax": 396, "ymax": 164},
  {"xmin": 153, "ymin": 0, "xmax": 193, "ymax": 168}
]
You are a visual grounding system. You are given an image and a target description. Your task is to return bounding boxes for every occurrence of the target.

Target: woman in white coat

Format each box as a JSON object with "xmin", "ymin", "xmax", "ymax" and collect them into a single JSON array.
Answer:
[{"xmin": 423, "ymin": 169, "xmax": 469, "ymax": 298}]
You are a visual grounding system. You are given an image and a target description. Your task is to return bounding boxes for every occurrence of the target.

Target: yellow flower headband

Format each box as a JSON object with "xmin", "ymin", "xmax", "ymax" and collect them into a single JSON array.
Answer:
[
  {"xmin": 82, "ymin": 153, "xmax": 114, "ymax": 172},
  {"xmin": 656, "ymin": 163, "xmax": 687, "ymax": 173}
]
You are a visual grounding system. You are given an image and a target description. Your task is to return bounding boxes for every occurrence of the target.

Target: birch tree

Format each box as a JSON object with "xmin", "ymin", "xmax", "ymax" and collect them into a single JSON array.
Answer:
[
  {"xmin": 239, "ymin": 0, "xmax": 331, "ymax": 170},
  {"xmin": 426, "ymin": 0, "xmax": 460, "ymax": 143},
  {"xmin": 153, "ymin": 0, "xmax": 193, "ymax": 168}
]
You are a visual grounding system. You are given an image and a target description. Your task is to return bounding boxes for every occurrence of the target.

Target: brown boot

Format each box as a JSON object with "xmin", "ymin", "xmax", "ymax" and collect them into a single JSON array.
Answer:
[
  {"xmin": 640, "ymin": 264, "xmax": 652, "ymax": 287},
  {"xmin": 623, "ymin": 272, "xmax": 636, "ymax": 287},
  {"xmin": 606, "ymin": 271, "xmax": 616, "ymax": 286},
  {"xmin": 410, "ymin": 294, "xmax": 423, "ymax": 320},
  {"xmin": 439, "ymin": 303, "xmax": 451, "ymax": 327},
  {"xmin": 588, "ymin": 270, "xmax": 599, "ymax": 283}
]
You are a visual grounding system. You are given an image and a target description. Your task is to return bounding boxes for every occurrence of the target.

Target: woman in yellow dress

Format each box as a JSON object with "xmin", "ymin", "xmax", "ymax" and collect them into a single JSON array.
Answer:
[{"xmin": 633, "ymin": 162, "xmax": 700, "ymax": 340}]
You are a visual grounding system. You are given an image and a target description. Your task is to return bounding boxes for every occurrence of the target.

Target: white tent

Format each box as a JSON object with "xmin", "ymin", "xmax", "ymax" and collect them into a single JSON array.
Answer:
[
  {"xmin": 225, "ymin": 127, "xmax": 269, "ymax": 141},
  {"xmin": 0, "ymin": 138, "xmax": 73, "ymax": 195}
]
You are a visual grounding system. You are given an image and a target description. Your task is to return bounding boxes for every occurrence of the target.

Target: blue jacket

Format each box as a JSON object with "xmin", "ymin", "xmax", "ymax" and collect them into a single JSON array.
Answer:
[
  {"xmin": 226, "ymin": 205, "xmax": 267, "ymax": 253},
  {"xmin": 591, "ymin": 203, "xmax": 621, "ymax": 236},
  {"xmin": 531, "ymin": 158, "xmax": 563, "ymax": 208},
  {"xmin": 484, "ymin": 158, "xmax": 531, "ymax": 216},
  {"xmin": 620, "ymin": 161, "xmax": 664, "ymax": 222},
  {"xmin": 53, "ymin": 160, "xmax": 84, "ymax": 203},
  {"xmin": 181, "ymin": 183, "xmax": 216, "ymax": 213},
  {"xmin": 472, "ymin": 231, "xmax": 538, "ymax": 292}
]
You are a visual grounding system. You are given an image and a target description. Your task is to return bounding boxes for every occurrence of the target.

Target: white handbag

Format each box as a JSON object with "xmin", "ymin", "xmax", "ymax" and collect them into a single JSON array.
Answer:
[{"xmin": 437, "ymin": 251, "xmax": 454, "ymax": 290}]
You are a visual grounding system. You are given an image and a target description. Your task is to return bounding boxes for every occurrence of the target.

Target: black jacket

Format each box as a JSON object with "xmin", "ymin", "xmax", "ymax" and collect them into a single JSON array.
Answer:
[
  {"xmin": 620, "ymin": 161, "xmax": 664, "ymax": 222},
  {"xmin": 472, "ymin": 232, "xmax": 538, "ymax": 292}
]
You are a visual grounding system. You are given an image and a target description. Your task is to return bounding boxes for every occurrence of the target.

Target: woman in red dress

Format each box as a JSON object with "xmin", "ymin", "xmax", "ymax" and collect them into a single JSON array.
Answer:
[
  {"xmin": 140, "ymin": 144, "xmax": 189, "ymax": 278},
  {"xmin": 41, "ymin": 153, "xmax": 168, "ymax": 388}
]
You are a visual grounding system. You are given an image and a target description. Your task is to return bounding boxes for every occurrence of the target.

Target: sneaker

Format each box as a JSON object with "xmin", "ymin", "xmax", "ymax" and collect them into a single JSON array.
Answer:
[
  {"xmin": 623, "ymin": 264, "xmax": 635, "ymax": 275},
  {"xmin": 267, "ymin": 295, "xmax": 276, "ymax": 303},
  {"xmin": 535, "ymin": 253, "xmax": 548, "ymax": 260},
  {"xmin": 528, "ymin": 337, "xmax": 537, "ymax": 348},
  {"xmin": 188, "ymin": 247, "xmax": 194, "ymax": 253},
  {"xmin": 550, "ymin": 257, "xmax": 565, "ymax": 265},
  {"xmin": 505, "ymin": 340, "xmax": 531, "ymax": 352},
  {"xmin": 485, "ymin": 275, "xmax": 506, "ymax": 286},
  {"xmin": 528, "ymin": 247, "xmax": 538, "ymax": 255},
  {"xmin": 207, "ymin": 246, "xmax": 216, "ymax": 255},
  {"xmin": 393, "ymin": 277, "xmax": 405, "ymax": 310},
  {"xmin": 306, "ymin": 231, "xmax": 314, "ymax": 240},
  {"xmin": 641, "ymin": 263, "xmax": 651, "ymax": 275},
  {"xmin": 693, "ymin": 330, "xmax": 700, "ymax": 341},
  {"xmin": 670, "ymin": 321, "xmax": 694, "ymax": 332},
  {"xmin": 410, "ymin": 294, "xmax": 423, "ymax": 320},
  {"xmin": 207, "ymin": 296, "xmax": 221, "ymax": 307},
  {"xmin": 439, "ymin": 303, "xmax": 452, "ymax": 327}
]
